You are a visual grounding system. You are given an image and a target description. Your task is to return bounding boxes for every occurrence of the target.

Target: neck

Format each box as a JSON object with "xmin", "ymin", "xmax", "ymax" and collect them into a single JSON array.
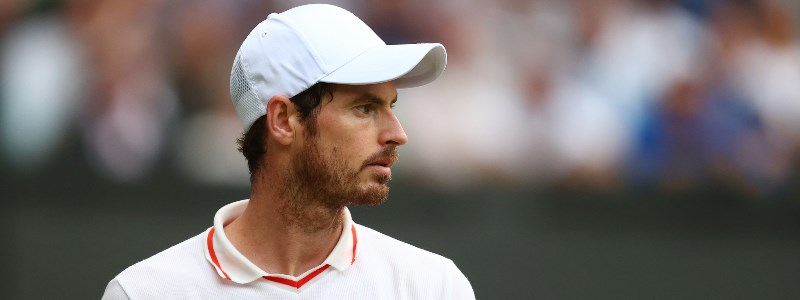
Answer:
[{"xmin": 224, "ymin": 172, "xmax": 344, "ymax": 277}]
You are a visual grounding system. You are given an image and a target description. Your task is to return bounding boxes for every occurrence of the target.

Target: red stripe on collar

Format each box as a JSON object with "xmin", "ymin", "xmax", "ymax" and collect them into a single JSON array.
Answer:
[
  {"xmin": 351, "ymin": 224, "xmax": 358, "ymax": 264},
  {"xmin": 207, "ymin": 227, "xmax": 231, "ymax": 280},
  {"xmin": 206, "ymin": 224, "xmax": 358, "ymax": 286},
  {"xmin": 263, "ymin": 264, "xmax": 330, "ymax": 289}
]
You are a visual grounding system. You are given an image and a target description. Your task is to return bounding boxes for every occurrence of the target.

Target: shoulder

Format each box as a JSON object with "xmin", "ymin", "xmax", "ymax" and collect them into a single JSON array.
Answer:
[
  {"xmin": 353, "ymin": 224, "xmax": 475, "ymax": 299},
  {"xmin": 355, "ymin": 224, "xmax": 449, "ymax": 265},
  {"xmin": 116, "ymin": 231, "xmax": 209, "ymax": 279},
  {"xmin": 102, "ymin": 231, "xmax": 222, "ymax": 299}
]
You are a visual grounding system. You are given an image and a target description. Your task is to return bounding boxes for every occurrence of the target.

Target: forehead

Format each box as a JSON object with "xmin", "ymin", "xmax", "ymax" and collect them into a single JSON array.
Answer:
[{"xmin": 329, "ymin": 82, "xmax": 398, "ymax": 104}]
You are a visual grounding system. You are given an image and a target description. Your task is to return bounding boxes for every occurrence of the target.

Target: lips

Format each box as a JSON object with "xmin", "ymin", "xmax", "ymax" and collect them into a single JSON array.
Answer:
[
  {"xmin": 368, "ymin": 157, "xmax": 395, "ymax": 168},
  {"xmin": 363, "ymin": 147, "xmax": 399, "ymax": 169}
]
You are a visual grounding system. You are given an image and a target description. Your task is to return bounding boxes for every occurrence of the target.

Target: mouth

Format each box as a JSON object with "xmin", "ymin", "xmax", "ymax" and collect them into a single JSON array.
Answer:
[
  {"xmin": 367, "ymin": 158, "xmax": 395, "ymax": 168},
  {"xmin": 365, "ymin": 159, "xmax": 394, "ymax": 181},
  {"xmin": 363, "ymin": 147, "xmax": 399, "ymax": 170}
]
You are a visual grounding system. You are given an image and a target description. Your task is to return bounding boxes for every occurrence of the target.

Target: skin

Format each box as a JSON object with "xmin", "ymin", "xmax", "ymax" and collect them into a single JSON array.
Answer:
[{"xmin": 224, "ymin": 81, "xmax": 407, "ymax": 277}]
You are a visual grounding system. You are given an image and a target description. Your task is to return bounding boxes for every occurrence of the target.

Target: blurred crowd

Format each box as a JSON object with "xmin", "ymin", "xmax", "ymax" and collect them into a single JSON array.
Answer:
[{"xmin": 1, "ymin": 0, "xmax": 799, "ymax": 198}]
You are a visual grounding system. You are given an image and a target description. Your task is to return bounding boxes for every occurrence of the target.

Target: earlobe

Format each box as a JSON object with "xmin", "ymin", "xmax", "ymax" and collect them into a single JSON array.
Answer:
[{"xmin": 266, "ymin": 95, "xmax": 296, "ymax": 145}]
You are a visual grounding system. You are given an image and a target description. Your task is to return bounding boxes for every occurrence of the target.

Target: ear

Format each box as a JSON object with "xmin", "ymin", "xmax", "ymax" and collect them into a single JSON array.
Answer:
[{"xmin": 266, "ymin": 95, "xmax": 298, "ymax": 145}]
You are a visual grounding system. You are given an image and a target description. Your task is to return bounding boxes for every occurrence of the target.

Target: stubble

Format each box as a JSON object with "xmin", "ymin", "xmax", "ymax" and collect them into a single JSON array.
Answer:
[{"xmin": 278, "ymin": 136, "xmax": 394, "ymax": 233}]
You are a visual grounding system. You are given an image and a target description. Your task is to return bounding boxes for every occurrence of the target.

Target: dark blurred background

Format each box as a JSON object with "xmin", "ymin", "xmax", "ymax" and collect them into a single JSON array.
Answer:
[{"xmin": 2, "ymin": 0, "xmax": 800, "ymax": 299}]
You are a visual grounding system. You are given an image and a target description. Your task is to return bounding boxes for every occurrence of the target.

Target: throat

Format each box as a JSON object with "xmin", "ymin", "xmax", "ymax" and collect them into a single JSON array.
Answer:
[
  {"xmin": 281, "ymin": 200, "xmax": 344, "ymax": 235},
  {"xmin": 225, "ymin": 202, "xmax": 345, "ymax": 277}
]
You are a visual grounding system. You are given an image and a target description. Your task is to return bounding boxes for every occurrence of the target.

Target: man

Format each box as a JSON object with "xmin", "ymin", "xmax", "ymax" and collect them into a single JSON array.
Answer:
[{"xmin": 102, "ymin": 4, "xmax": 475, "ymax": 299}]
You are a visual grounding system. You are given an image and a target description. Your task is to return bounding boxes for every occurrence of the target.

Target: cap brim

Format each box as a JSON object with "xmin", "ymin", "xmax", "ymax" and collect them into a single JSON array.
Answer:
[{"xmin": 319, "ymin": 43, "xmax": 446, "ymax": 88}]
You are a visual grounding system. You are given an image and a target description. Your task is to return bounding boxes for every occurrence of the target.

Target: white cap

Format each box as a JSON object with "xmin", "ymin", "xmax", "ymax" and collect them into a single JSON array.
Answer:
[{"xmin": 230, "ymin": 4, "xmax": 447, "ymax": 130}]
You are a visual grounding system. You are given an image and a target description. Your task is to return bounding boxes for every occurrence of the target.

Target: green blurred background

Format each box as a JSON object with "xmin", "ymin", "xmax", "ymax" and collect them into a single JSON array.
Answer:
[
  {"xmin": 3, "ymin": 147, "xmax": 800, "ymax": 299},
  {"xmin": 2, "ymin": 0, "xmax": 800, "ymax": 299}
]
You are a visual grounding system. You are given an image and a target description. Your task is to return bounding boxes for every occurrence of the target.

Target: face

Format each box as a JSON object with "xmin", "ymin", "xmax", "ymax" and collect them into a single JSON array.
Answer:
[{"xmin": 289, "ymin": 82, "xmax": 407, "ymax": 208}]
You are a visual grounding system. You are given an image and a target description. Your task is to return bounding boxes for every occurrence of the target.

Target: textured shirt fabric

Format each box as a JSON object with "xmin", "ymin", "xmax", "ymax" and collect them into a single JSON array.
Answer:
[{"xmin": 102, "ymin": 200, "xmax": 475, "ymax": 299}]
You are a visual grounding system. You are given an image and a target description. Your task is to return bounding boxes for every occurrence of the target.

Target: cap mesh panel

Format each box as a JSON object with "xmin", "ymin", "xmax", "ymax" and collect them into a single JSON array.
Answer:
[{"xmin": 230, "ymin": 52, "xmax": 261, "ymax": 127}]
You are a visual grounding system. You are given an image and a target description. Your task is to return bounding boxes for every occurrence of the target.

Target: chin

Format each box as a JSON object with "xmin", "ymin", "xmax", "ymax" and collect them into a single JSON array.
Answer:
[
  {"xmin": 350, "ymin": 182, "xmax": 389, "ymax": 206},
  {"xmin": 362, "ymin": 180, "xmax": 389, "ymax": 193}
]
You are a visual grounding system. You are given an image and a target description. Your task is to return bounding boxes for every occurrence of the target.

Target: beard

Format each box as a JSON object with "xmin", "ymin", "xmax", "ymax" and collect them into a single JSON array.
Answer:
[{"xmin": 278, "ymin": 135, "xmax": 396, "ymax": 232}]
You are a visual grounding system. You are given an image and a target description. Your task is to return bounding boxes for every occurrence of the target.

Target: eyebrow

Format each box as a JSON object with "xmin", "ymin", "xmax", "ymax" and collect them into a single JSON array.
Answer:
[{"xmin": 354, "ymin": 92, "xmax": 398, "ymax": 106}]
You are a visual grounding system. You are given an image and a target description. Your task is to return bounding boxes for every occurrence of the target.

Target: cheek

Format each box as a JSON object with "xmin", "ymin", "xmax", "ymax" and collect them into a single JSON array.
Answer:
[
  {"xmin": 314, "ymin": 128, "xmax": 358, "ymax": 164},
  {"xmin": 315, "ymin": 110, "xmax": 381, "ymax": 165},
  {"xmin": 316, "ymin": 116, "xmax": 353, "ymax": 149},
  {"xmin": 317, "ymin": 114, "xmax": 371, "ymax": 149}
]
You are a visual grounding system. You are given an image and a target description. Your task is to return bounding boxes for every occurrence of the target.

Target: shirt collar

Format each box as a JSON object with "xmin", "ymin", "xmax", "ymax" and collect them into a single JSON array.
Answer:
[{"xmin": 203, "ymin": 199, "xmax": 358, "ymax": 284}]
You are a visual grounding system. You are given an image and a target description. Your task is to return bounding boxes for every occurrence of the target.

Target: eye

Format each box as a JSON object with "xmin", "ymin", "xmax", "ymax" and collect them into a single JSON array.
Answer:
[{"xmin": 355, "ymin": 104, "xmax": 372, "ymax": 114}]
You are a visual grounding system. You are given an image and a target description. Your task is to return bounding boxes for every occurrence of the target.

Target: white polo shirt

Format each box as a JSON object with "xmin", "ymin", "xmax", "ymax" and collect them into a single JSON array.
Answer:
[{"xmin": 102, "ymin": 200, "xmax": 475, "ymax": 299}]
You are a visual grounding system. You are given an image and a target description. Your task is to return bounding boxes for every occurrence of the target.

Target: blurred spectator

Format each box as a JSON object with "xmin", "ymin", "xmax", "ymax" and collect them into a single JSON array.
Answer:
[
  {"xmin": 630, "ymin": 78, "xmax": 711, "ymax": 190},
  {"xmin": 76, "ymin": 0, "xmax": 178, "ymax": 181},
  {"xmin": 720, "ymin": 0, "xmax": 800, "ymax": 196},
  {"xmin": 166, "ymin": 0, "xmax": 258, "ymax": 186},
  {"xmin": 1, "ymin": 9, "xmax": 87, "ymax": 172},
  {"xmin": 398, "ymin": 0, "xmax": 533, "ymax": 188},
  {"xmin": 730, "ymin": 1, "xmax": 800, "ymax": 160}
]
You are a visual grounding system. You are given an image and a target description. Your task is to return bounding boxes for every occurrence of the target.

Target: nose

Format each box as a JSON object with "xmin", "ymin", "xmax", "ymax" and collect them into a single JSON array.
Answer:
[{"xmin": 380, "ymin": 111, "xmax": 408, "ymax": 146}]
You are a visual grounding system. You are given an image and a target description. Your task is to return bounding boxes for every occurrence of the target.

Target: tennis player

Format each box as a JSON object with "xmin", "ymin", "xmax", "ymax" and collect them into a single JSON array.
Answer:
[{"xmin": 102, "ymin": 4, "xmax": 474, "ymax": 299}]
